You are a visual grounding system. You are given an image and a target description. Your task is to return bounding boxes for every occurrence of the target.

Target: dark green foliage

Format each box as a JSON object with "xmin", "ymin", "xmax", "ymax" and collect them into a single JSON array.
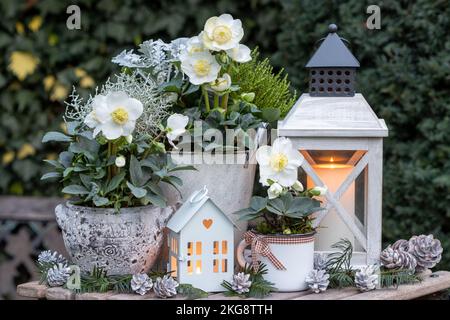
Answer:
[
  {"xmin": 379, "ymin": 269, "xmax": 421, "ymax": 288},
  {"xmin": 230, "ymin": 48, "xmax": 297, "ymax": 117},
  {"xmin": 222, "ymin": 263, "xmax": 275, "ymax": 298},
  {"xmin": 177, "ymin": 284, "xmax": 208, "ymax": 299},
  {"xmin": 326, "ymin": 239, "xmax": 356, "ymax": 288},
  {"xmin": 277, "ymin": 0, "xmax": 450, "ymax": 270}
]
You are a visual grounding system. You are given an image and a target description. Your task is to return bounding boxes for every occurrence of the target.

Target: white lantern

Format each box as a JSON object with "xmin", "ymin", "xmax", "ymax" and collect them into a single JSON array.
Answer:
[
  {"xmin": 166, "ymin": 186, "xmax": 235, "ymax": 292},
  {"xmin": 277, "ymin": 24, "xmax": 388, "ymax": 266}
]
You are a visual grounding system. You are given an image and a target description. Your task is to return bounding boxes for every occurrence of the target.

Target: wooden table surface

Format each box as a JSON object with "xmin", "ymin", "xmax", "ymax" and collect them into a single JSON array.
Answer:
[{"xmin": 17, "ymin": 270, "xmax": 450, "ymax": 300}]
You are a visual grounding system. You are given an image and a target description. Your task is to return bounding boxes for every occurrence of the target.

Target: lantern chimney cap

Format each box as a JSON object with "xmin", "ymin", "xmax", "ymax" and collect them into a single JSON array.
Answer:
[{"xmin": 328, "ymin": 23, "xmax": 338, "ymax": 33}]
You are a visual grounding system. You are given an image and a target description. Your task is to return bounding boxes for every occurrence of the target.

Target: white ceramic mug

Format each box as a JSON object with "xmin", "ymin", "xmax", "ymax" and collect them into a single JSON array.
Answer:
[{"xmin": 236, "ymin": 234, "xmax": 315, "ymax": 292}]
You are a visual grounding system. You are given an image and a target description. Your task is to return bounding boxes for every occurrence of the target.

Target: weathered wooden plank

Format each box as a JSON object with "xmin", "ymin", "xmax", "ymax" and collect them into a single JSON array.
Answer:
[
  {"xmin": 16, "ymin": 281, "xmax": 47, "ymax": 299},
  {"xmin": 107, "ymin": 292, "xmax": 158, "ymax": 300},
  {"xmin": 255, "ymin": 290, "xmax": 312, "ymax": 300},
  {"xmin": 75, "ymin": 291, "xmax": 117, "ymax": 300},
  {"xmin": 0, "ymin": 196, "xmax": 63, "ymax": 220},
  {"xmin": 295, "ymin": 287, "xmax": 360, "ymax": 300},
  {"xmin": 344, "ymin": 271, "xmax": 450, "ymax": 300},
  {"xmin": 46, "ymin": 287, "xmax": 75, "ymax": 300}
]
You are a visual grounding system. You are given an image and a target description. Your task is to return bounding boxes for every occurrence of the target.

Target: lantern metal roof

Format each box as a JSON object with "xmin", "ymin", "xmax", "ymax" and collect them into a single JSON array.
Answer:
[
  {"xmin": 278, "ymin": 93, "xmax": 388, "ymax": 137},
  {"xmin": 305, "ymin": 24, "xmax": 360, "ymax": 68}
]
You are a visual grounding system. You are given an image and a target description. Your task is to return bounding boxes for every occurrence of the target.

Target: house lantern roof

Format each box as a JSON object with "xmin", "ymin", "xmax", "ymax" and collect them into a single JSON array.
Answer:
[
  {"xmin": 166, "ymin": 186, "xmax": 238, "ymax": 233},
  {"xmin": 305, "ymin": 24, "xmax": 360, "ymax": 68},
  {"xmin": 278, "ymin": 93, "xmax": 388, "ymax": 138}
]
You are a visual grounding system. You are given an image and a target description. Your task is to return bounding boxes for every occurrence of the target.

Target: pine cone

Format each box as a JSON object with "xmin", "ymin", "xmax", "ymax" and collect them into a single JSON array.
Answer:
[
  {"xmin": 380, "ymin": 246, "xmax": 417, "ymax": 272},
  {"xmin": 355, "ymin": 265, "xmax": 378, "ymax": 292},
  {"xmin": 408, "ymin": 234, "xmax": 443, "ymax": 271},
  {"xmin": 231, "ymin": 272, "xmax": 252, "ymax": 294},
  {"xmin": 46, "ymin": 263, "xmax": 71, "ymax": 287},
  {"xmin": 38, "ymin": 250, "xmax": 67, "ymax": 265},
  {"xmin": 314, "ymin": 253, "xmax": 328, "ymax": 271},
  {"xmin": 153, "ymin": 275, "xmax": 179, "ymax": 298},
  {"xmin": 391, "ymin": 239, "xmax": 410, "ymax": 252},
  {"xmin": 305, "ymin": 269, "xmax": 329, "ymax": 293},
  {"xmin": 131, "ymin": 273, "xmax": 153, "ymax": 295}
]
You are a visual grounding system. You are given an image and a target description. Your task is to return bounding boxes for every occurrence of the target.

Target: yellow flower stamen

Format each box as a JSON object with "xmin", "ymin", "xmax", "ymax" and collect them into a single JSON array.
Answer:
[
  {"xmin": 270, "ymin": 153, "xmax": 289, "ymax": 172},
  {"xmin": 213, "ymin": 26, "xmax": 232, "ymax": 44},
  {"xmin": 111, "ymin": 107, "xmax": 129, "ymax": 125},
  {"xmin": 193, "ymin": 59, "xmax": 211, "ymax": 76}
]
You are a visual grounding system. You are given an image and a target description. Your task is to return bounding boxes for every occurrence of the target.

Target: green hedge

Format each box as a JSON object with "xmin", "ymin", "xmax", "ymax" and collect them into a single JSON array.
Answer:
[
  {"xmin": 277, "ymin": 0, "xmax": 450, "ymax": 269},
  {"xmin": 1, "ymin": 0, "xmax": 449, "ymax": 269}
]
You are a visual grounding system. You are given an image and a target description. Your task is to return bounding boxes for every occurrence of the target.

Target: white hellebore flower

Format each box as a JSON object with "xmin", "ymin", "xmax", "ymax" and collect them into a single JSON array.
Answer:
[
  {"xmin": 185, "ymin": 35, "xmax": 206, "ymax": 55},
  {"xmin": 226, "ymin": 44, "xmax": 251, "ymax": 63},
  {"xmin": 210, "ymin": 73, "xmax": 231, "ymax": 92},
  {"xmin": 292, "ymin": 180, "xmax": 304, "ymax": 192},
  {"xmin": 115, "ymin": 155, "xmax": 126, "ymax": 168},
  {"xmin": 256, "ymin": 137, "xmax": 304, "ymax": 187},
  {"xmin": 166, "ymin": 113, "xmax": 189, "ymax": 142},
  {"xmin": 311, "ymin": 186, "xmax": 328, "ymax": 196},
  {"xmin": 125, "ymin": 135, "xmax": 133, "ymax": 144},
  {"xmin": 85, "ymin": 91, "xmax": 143, "ymax": 140},
  {"xmin": 201, "ymin": 14, "xmax": 244, "ymax": 51},
  {"xmin": 180, "ymin": 51, "xmax": 220, "ymax": 85},
  {"xmin": 268, "ymin": 183, "xmax": 283, "ymax": 199}
]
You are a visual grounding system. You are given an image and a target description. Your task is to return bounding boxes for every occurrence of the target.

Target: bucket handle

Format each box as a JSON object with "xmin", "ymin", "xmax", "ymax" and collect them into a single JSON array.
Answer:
[
  {"xmin": 236, "ymin": 239, "xmax": 250, "ymax": 268},
  {"xmin": 189, "ymin": 186, "xmax": 208, "ymax": 203}
]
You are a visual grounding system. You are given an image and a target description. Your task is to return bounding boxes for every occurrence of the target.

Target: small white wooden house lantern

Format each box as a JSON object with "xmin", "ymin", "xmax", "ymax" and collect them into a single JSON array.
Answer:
[
  {"xmin": 166, "ymin": 186, "xmax": 235, "ymax": 292},
  {"xmin": 278, "ymin": 24, "xmax": 388, "ymax": 266}
]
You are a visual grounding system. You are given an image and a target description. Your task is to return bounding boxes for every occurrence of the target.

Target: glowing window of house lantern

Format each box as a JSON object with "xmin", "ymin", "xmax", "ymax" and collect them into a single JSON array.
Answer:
[
  {"xmin": 196, "ymin": 260, "xmax": 202, "ymax": 274},
  {"xmin": 222, "ymin": 241, "xmax": 228, "ymax": 254},
  {"xmin": 196, "ymin": 242, "xmax": 202, "ymax": 255},
  {"xmin": 187, "ymin": 260, "xmax": 193, "ymax": 275},
  {"xmin": 170, "ymin": 256, "xmax": 177, "ymax": 276},
  {"xmin": 213, "ymin": 241, "xmax": 219, "ymax": 255},
  {"xmin": 213, "ymin": 259, "xmax": 219, "ymax": 273},
  {"xmin": 221, "ymin": 259, "xmax": 227, "ymax": 273},
  {"xmin": 187, "ymin": 242, "xmax": 193, "ymax": 256}
]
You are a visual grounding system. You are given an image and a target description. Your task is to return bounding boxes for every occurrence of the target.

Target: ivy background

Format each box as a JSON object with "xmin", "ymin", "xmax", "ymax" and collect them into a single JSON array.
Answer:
[{"xmin": 0, "ymin": 0, "xmax": 449, "ymax": 270}]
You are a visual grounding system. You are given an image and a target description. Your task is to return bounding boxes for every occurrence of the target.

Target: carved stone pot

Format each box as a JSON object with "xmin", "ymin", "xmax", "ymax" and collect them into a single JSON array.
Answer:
[{"xmin": 55, "ymin": 202, "xmax": 173, "ymax": 275}]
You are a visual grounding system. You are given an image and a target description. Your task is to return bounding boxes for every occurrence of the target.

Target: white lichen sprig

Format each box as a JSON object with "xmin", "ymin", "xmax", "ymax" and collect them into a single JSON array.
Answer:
[{"xmin": 64, "ymin": 71, "xmax": 172, "ymax": 139}]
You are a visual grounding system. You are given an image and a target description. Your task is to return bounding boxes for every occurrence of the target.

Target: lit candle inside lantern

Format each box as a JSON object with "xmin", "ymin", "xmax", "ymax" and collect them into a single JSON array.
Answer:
[{"xmin": 307, "ymin": 156, "xmax": 356, "ymax": 251}]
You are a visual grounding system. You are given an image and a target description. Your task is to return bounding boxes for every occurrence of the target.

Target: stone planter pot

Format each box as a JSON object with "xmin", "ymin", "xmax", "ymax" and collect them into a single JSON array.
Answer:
[
  {"xmin": 236, "ymin": 232, "xmax": 315, "ymax": 292},
  {"xmin": 55, "ymin": 202, "xmax": 174, "ymax": 275}
]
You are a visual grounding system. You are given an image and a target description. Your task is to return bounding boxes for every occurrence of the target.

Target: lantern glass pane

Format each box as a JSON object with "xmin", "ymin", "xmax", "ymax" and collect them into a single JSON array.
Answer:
[
  {"xmin": 300, "ymin": 149, "xmax": 367, "ymax": 252},
  {"xmin": 170, "ymin": 256, "xmax": 177, "ymax": 276}
]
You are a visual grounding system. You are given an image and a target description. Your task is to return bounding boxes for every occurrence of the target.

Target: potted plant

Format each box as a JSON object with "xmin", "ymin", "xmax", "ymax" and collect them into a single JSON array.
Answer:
[
  {"xmin": 234, "ymin": 137, "xmax": 326, "ymax": 292},
  {"xmin": 41, "ymin": 70, "xmax": 193, "ymax": 275},
  {"xmin": 111, "ymin": 13, "xmax": 297, "ymax": 242}
]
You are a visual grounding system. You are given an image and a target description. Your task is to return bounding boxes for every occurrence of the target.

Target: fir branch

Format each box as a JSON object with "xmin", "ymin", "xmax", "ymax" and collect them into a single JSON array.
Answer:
[
  {"xmin": 379, "ymin": 269, "xmax": 421, "ymax": 288},
  {"xmin": 326, "ymin": 238, "xmax": 354, "ymax": 274}
]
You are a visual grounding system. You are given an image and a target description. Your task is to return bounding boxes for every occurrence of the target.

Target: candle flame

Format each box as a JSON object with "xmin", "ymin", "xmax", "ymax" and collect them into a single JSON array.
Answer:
[{"xmin": 196, "ymin": 267, "xmax": 202, "ymax": 274}]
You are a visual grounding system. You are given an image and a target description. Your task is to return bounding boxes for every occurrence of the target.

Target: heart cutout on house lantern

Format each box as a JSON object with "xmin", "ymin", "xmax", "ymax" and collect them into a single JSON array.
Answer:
[{"xmin": 203, "ymin": 219, "xmax": 213, "ymax": 229}]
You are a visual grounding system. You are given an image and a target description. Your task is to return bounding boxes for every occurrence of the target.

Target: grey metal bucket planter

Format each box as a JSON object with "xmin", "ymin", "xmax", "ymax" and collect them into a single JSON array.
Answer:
[{"xmin": 55, "ymin": 202, "xmax": 174, "ymax": 275}]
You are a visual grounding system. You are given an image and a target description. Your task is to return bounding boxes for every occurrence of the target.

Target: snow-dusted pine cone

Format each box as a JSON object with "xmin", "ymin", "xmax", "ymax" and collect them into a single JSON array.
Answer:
[
  {"xmin": 380, "ymin": 246, "xmax": 417, "ymax": 272},
  {"xmin": 38, "ymin": 250, "xmax": 67, "ymax": 265},
  {"xmin": 305, "ymin": 269, "xmax": 329, "ymax": 293},
  {"xmin": 355, "ymin": 265, "xmax": 379, "ymax": 292},
  {"xmin": 408, "ymin": 234, "xmax": 443, "ymax": 271},
  {"xmin": 131, "ymin": 273, "xmax": 153, "ymax": 295},
  {"xmin": 391, "ymin": 239, "xmax": 410, "ymax": 252},
  {"xmin": 46, "ymin": 263, "xmax": 71, "ymax": 287},
  {"xmin": 314, "ymin": 253, "xmax": 329, "ymax": 271},
  {"xmin": 231, "ymin": 272, "xmax": 252, "ymax": 294},
  {"xmin": 153, "ymin": 275, "xmax": 179, "ymax": 298}
]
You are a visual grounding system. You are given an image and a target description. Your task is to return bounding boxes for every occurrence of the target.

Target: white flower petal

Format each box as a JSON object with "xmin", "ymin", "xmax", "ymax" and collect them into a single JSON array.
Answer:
[
  {"xmin": 255, "ymin": 145, "xmax": 272, "ymax": 166},
  {"xmin": 105, "ymin": 91, "xmax": 129, "ymax": 107},
  {"xmin": 101, "ymin": 120, "xmax": 123, "ymax": 140},
  {"xmin": 123, "ymin": 98, "xmax": 143, "ymax": 120},
  {"xmin": 226, "ymin": 44, "xmax": 251, "ymax": 63}
]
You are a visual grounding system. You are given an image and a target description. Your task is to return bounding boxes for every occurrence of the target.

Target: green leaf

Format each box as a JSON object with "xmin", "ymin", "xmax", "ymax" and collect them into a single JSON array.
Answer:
[
  {"xmin": 145, "ymin": 192, "xmax": 167, "ymax": 208},
  {"xmin": 126, "ymin": 181, "xmax": 147, "ymax": 198},
  {"xmin": 42, "ymin": 132, "xmax": 72, "ymax": 143},
  {"xmin": 261, "ymin": 108, "xmax": 281, "ymax": 123},
  {"xmin": 58, "ymin": 152, "xmax": 74, "ymax": 168},
  {"xmin": 105, "ymin": 172, "xmax": 126, "ymax": 194},
  {"xmin": 62, "ymin": 185, "xmax": 89, "ymax": 195},
  {"xmin": 130, "ymin": 155, "xmax": 145, "ymax": 186},
  {"xmin": 250, "ymin": 196, "xmax": 268, "ymax": 212},
  {"xmin": 41, "ymin": 172, "xmax": 62, "ymax": 180},
  {"xmin": 80, "ymin": 174, "xmax": 92, "ymax": 188},
  {"xmin": 93, "ymin": 196, "xmax": 109, "ymax": 207}
]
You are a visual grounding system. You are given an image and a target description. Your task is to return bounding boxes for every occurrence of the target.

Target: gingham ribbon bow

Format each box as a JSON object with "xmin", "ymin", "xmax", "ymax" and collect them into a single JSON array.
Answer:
[{"xmin": 243, "ymin": 231, "xmax": 287, "ymax": 272}]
